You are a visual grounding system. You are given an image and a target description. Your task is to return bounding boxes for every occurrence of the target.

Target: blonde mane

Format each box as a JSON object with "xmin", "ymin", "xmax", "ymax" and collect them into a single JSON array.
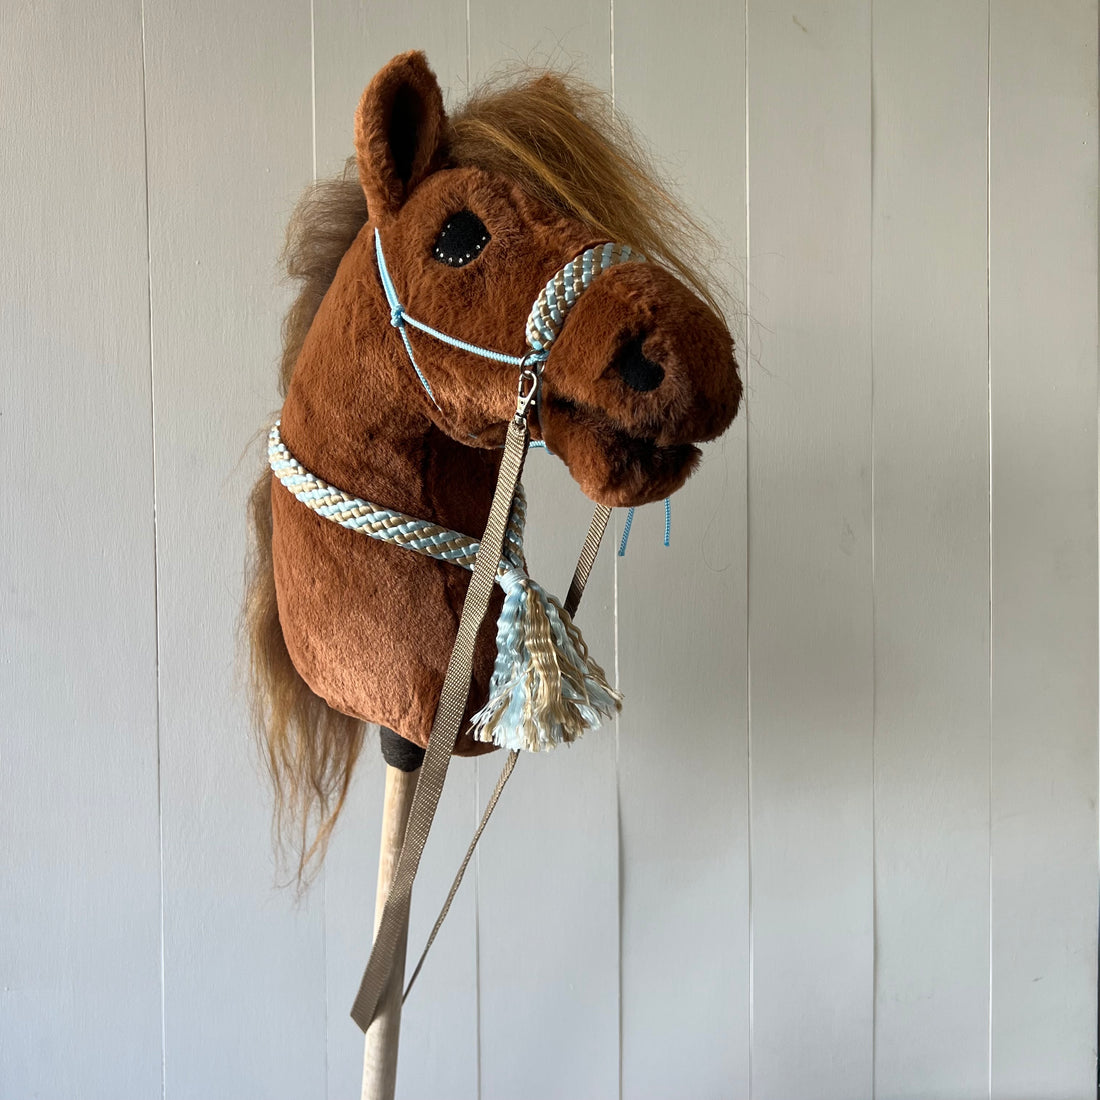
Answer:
[{"xmin": 246, "ymin": 68, "xmax": 720, "ymax": 886}]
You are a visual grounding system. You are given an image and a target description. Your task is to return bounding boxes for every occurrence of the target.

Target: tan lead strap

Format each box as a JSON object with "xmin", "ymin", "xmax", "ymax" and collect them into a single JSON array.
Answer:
[
  {"xmin": 350, "ymin": 413, "xmax": 531, "ymax": 1032},
  {"xmin": 400, "ymin": 502, "xmax": 612, "ymax": 1004},
  {"xmin": 563, "ymin": 504, "xmax": 612, "ymax": 619}
]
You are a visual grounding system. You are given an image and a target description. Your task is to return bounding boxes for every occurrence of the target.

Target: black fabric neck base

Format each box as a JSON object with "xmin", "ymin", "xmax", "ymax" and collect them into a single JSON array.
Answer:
[{"xmin": 379, "ymin": 725, "xmax": 426, "ymax": 772}]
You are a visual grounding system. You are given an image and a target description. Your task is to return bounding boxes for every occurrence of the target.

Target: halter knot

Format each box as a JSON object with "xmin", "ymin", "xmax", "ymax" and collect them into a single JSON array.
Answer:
[
  {"xmin": 389, "ymin": 304, "xmax": 405, "ymax": 328},
  {"xmin": 498, "ymin": 566, "xmax": 527, "ymax": 594}
]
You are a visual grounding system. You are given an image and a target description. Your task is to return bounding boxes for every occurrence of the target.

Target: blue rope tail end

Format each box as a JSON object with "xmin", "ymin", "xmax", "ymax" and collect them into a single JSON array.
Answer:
[
  {"xmin": 617, "ymin": 507, "xmax": 636, "ymax": 557},
  {"xmin": 617, "ymin": 499, "xmax": 672, "ymax": 557}
]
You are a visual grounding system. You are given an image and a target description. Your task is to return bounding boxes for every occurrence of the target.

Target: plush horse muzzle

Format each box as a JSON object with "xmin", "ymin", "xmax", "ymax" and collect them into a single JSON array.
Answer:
[{"xmin": 538, "ymin": 258, "xmax": 741, "ymax": 507}]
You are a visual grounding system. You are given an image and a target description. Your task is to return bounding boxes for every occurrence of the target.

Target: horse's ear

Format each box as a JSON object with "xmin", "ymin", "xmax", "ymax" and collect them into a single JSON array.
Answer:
[{"xmin": 355, "ymin": 51, "xmax": 447, "ymax": 220}]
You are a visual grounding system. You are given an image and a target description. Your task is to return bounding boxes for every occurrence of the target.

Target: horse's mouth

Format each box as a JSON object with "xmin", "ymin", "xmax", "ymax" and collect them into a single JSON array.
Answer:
[
  {"xmin": 608, "ymin": 431, "xmax": 701, "ymax": 502},
  {"xmin": 538, "ymin": 395, "xmax": 702, "ymax": 508}
]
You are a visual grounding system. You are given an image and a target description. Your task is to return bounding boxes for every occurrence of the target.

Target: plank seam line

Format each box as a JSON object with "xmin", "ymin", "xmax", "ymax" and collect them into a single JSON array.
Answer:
[
  {"xmin": 136, "ymin": 1, "xmax": 166, "ymax": 1096},
  {"xmin": 468, "ymin": 17, "xmax": 482, "ymax": 1100},
  {"xmin": 743, "ymin": 3, "xmax": 754, "ymax": 1097},
  {"xmin": 309, "ymin": 0, "xmax": 317, "ymax": 182},
  {"xmin": 868, "ymin": 2, "xmax": 879, "ymax": 1095},
  {"xmin": 307, "ymin": 15, "xmax": 328, "ymax": 1099},
  {"xmin": 608, "ymin": 9, "xmax": 624, "ymax": 1099},
  {"xmin": 984, "ymin": 4, "xmax": 994, "ymax": 1096}
]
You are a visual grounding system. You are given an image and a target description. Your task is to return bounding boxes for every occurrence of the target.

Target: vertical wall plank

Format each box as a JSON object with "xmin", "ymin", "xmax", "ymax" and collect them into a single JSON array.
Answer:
[
  {"xmin": 467, "ymin": 9, "xmax": 621, "ymax": 1099},
  {"xmin": 989, "ymin": 3, "xmax": 1098, "ymax": 1096},
  {"xmin": 871, "ymin": 4, "xmax": 992, "ymax": 1097},
  {"xmin": 142, "ymin": 2, "xmax": 323, "ymax": 1096},
  {"xmin": 310, "ymin": 8, "xmax": 479, "ymax": 1098},
  {"xmin": 613, "ymin": 2, "xmax": 751, "ymax": 1097},
  {"xmin": 0, "ymin": 3, "xmax": 162, "ymax": 1097},
  {"xmin": 747, "ymin": 4, "xmax": 874, "ymax": 1096},
  {"xmin": 313, "ymin": 0, "xmax": 467, "ymax": 180},
  {"xmin": 468, "ymin": 0, "xmax": 608, "ymax": 72}
]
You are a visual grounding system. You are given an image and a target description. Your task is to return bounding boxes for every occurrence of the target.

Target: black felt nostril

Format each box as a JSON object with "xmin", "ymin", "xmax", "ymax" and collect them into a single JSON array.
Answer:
[{"xmin": 614, "ymin": 335, "xmax": 665, "ymax": 392}]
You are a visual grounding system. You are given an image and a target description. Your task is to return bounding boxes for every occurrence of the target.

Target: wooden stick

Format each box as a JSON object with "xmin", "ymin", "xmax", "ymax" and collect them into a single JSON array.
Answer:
[{"xmin": 361, "ymin": 729, "xmax": 422, "ymax": 1100}]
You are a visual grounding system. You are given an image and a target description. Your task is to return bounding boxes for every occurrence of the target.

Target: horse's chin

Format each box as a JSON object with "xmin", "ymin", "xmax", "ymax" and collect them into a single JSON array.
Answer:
[
  {"xmin": 602, "ymin": 437, "xmax": 702, "ymax": 507},
  {"xmin": 539, "ymin": 398, "xmax": 702, "ymax": 508}
]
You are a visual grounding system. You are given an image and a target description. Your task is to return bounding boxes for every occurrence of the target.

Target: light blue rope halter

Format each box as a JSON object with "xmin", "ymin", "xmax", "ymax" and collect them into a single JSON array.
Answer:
[
  {"xmin": 375, "ymin": 227, "xmax": 672, "ymax": 554},
  {"xmin": 374, "ymin": 230, "xmax": 542, "ymax": 413},
  {"xmin": 374, "ymin": 229, "xmax": 653, "ymax": 392}
]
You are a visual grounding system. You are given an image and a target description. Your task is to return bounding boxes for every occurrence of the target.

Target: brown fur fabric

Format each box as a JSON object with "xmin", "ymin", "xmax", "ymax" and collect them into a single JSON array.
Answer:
[{"xmin": 252, "ymin": 51, "xmax": 741, "ymax": 878}]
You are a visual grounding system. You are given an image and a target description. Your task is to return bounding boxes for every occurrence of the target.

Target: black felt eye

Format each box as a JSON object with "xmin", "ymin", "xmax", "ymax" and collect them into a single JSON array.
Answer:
[{"xmin": 432, "ymin": 210, "xmax": 490, "ymax": 267}]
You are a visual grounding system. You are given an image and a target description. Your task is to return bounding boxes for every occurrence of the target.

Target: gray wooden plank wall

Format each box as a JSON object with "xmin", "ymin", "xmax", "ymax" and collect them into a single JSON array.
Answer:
[{"xmin": 2, "ymin": 2, "xmax": 1096, "ymax": 1098}]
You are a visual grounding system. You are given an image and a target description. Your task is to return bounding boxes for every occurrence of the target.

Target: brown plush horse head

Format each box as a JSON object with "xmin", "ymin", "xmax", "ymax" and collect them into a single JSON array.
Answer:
[{"xmin": 247, "ymin": 51, "xmax": 741, "ymax": 878}]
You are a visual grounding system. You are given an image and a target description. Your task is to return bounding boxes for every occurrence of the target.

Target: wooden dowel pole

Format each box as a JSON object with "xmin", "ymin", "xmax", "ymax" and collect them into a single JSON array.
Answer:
[{"xmin": 361, "ymin": 729, "xmax": 422, "ymax": 1100}]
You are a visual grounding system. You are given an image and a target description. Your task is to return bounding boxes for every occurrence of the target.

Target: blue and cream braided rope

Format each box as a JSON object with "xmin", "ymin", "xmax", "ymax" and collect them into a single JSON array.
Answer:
[
  {"xmin": 268, "ymin": 421, "xmax": 526, "ymax": 582},
  {"xmin": 525, "ymin": 242, "xmax": 643, "ymax": 351}
]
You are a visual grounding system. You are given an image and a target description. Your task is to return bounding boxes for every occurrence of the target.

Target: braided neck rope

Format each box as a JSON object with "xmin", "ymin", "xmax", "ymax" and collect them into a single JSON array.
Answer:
[{"xmin": 268, "ymin": 421, "xmax": 528, "ymax": 584}]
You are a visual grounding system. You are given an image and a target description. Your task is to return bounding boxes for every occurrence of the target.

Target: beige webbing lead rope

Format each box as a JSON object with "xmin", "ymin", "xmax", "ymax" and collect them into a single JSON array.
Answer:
[
  {"xmin": 563, "ymin": 505, "xmax": 611, "ymax": 620},
  {"xmin": 350, "ymin": 409, "xmax": 531, "ymax": 1032},
  {"xmin": 400, "ymin": 502, "xmax": 612, "ymax": 1004}
]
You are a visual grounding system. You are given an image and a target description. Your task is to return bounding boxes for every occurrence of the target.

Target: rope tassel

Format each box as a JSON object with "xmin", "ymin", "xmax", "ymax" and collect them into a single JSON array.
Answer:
[{"xmin": 470, "ymin": 566, "xmax": 621, "ymax": 752}]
